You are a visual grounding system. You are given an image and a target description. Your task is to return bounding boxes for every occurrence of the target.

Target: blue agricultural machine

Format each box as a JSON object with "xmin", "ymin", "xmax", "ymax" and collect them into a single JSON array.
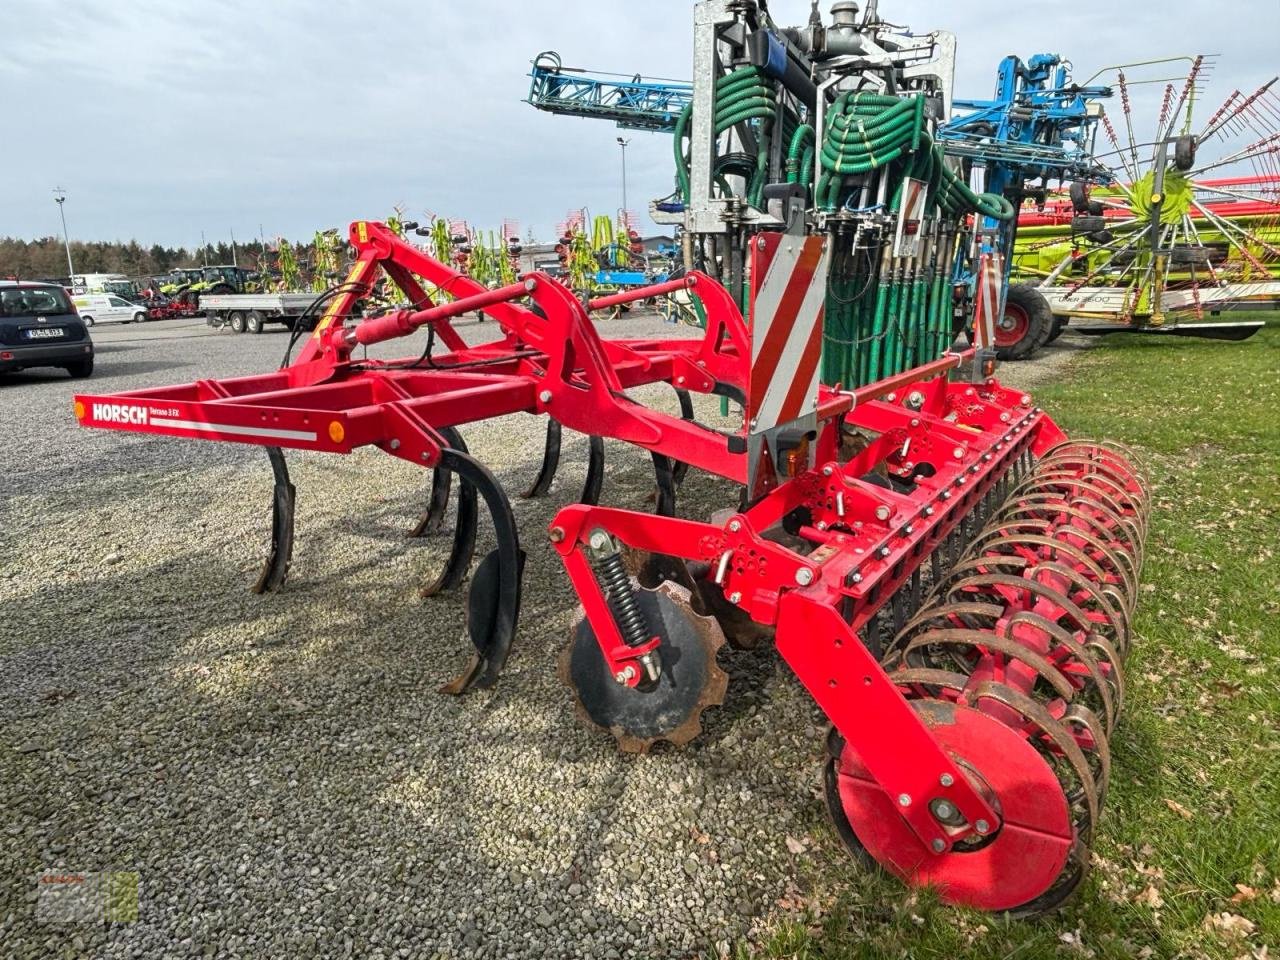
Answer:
[{"xmin": 939, "ymin": 55, "xmax": 1113, "ymax": 357}]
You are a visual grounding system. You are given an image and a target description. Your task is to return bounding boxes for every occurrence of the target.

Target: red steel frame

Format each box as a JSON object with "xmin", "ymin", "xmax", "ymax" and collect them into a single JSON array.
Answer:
[
  {"xmin": 74, "ymin": 221, "xmax": 760, "ymax": 480},
  {"xmin": 550, "ymin": 368, "xmax": 1066, "ymax": 853},
  {"xmin": 73, "ymin": 217, "xmax": 1074, "ymax": 867}
]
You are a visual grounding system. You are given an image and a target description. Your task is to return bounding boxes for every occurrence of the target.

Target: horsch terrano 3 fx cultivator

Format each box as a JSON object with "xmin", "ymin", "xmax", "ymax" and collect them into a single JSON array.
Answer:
[{"xmin": 74, "ymin": 1, "xmax": 1150, "ymax": 916}]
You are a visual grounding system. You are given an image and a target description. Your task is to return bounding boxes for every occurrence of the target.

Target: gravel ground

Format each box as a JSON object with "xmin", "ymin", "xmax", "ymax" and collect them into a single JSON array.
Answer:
[{"xmin": 0, "ymin": 313, "xmax": 1088, "ymax": 958}]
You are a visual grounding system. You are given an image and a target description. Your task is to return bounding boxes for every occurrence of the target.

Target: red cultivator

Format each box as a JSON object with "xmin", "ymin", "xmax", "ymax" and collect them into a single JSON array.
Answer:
[{"xmin": 74, "ymin": 219, "xmax": 1148, "ymax": 914}]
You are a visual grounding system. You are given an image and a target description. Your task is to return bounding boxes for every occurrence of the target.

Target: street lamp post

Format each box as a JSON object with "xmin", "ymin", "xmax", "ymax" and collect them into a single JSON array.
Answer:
[
  {"xmin": 616, "ymin": 136, "xmax": 631, "ymax": 226},
  {"xmin": 53, "ymin": 188, "xmax": 74, "ymax": 279}
]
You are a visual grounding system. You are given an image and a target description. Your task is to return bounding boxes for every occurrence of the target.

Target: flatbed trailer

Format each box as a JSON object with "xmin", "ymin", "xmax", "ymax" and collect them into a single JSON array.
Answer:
[{"xmin": 199, "ymin": 293, "xmax": 322, "ymax": 333}]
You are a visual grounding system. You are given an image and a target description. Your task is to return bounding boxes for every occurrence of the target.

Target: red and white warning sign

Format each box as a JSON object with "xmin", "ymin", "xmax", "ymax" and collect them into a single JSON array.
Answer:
[
  {"xmin": 747, "ymin": 233, "xmax": 832, "ymax": 435},
  {"xmin": 971, "ymin": 252, "xmax": 1005, "ymax": 350},
  {"xmin": 893, "ymin": 177, "xmax": 929, "ymax": 257}
]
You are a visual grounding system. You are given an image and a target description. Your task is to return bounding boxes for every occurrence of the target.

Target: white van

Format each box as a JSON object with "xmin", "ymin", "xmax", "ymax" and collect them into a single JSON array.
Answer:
[{"xmin": 72, "ymin": 294, "xmax": 148, "ymax": 326}]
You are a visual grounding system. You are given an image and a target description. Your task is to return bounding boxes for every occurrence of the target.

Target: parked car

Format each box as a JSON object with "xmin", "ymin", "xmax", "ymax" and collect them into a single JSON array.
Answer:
[
  {"xmin": 0, "ymin": 281, "xmax": 95, "ymax": 378},
  {"xmin": 71, "ymin": 294, "xmax": 148, "ymax": 326}
]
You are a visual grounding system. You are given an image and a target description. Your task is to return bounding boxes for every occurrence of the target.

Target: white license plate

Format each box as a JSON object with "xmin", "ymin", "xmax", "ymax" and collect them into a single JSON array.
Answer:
[{"xmin": 24, "ymin": 328, "xmax": 65, "ymax": 339}]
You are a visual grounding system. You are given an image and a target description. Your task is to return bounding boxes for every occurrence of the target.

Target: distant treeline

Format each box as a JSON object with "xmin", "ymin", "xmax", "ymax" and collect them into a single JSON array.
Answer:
[{"xmin": 1, "ymin": 236, "xmax": 275, "ymax": 281}]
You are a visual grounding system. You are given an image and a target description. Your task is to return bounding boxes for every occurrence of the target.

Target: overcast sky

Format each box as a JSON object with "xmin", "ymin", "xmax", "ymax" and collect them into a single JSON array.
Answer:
[{"xmin": 3, "ymin": 0, "xmax": 1275, "ymax": 248}]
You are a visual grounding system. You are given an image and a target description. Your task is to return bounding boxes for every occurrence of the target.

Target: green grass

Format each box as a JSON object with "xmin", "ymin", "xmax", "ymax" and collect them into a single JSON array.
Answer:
[{"xmin": 738, "ymin": 316, "xmax": 1280, "ymax": 960}]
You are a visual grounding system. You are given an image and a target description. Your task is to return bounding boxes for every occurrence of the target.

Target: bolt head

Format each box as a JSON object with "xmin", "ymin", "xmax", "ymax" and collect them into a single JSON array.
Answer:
[
  {"xmin": 850, "ymin": 572, "xmax": 862, "ymax": 583},
  {"xmin": 548, "ymin": 526, "xmax": 565, "ymax": 543},
  {"xmin": 999, "ymin": 412, "xmax": 1010, "ymax": 423},
  {"xmin": 934, "ymin": 800, "xmax": 956, "ymax": 819},
  {"xmin": 875, "ymin": 505, "xmax": 891, "ymax": 521},
  {"xmin": 822, "ymin": 465, "xmax": 834, "ymax": 476},
  {"xmin": 728, "ymin": 591, "xmax": 741, "ymax": 604},
  {"xmin": 538, "ymin": 389, "xmax": 553, "ymax": 403},
  {"xmin": 885, "ymin": 392, "xmax": 896, "ymax": 402},
  {"xmin": 1020, "ymin": 395, "xmax": 1031, "ymax": 406},
  {"xmin": 975, "ymin": 819, "xmax": 991, "ymax": 835},
  {"xmin": 588, "ymin": 530, "xmax": 611, "ymax": 550},
  {"xmin": 941, "ymin": 490, "xmax": 952, "ymax": 500},
  {"xmin": 939, "ymin": 773, "xmax": 954, "ymax": 787},
  {"xmin": 924, "ymin": 506, "xmax": 935, "ymax": 516},
  {"xmin": 389, "ymin": 438, "xmax": 401, "ymax": 450},
  {"xmin": 795, "ymin": 568, "xmax": 814, "ymax": 586},
  {"xmin": 676, "ymin": 376, "xmax": 685, "ymax": 385},
  {"xmin": 953, "ymin": 446, "xmax": 964, "ymax": 460},
  {"xmin": 898, "ymin": 793, "xmax": 911, "ymax": 807},
  {"xmin": 728, "ymin": 519, "xmax": 742, "ymax": 533},
  {"xmin": 931, "ymin": 838, "xmax": 946, "ymax": 853},
  {"xmin": 879, "ymin": 546, "xmax": 890, "ymax": 558},
  {"xmin": 903, "ymin": 524, "xmax": 914, "ymax": 535}
]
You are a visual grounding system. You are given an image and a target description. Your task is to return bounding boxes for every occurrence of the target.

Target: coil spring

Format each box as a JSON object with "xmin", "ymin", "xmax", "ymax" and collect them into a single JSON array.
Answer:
[{"xmin": 597, "ymin": 550, "xmax": 651, "ymax": 646}]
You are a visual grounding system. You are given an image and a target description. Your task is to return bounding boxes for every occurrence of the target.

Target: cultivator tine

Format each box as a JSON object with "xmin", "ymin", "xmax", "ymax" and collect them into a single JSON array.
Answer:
[
  {"xmin": 670, "ymin": 388, "xmax": 695, "ymax": 486},
  {"xmin": 863, "ymin": 610, "xmax": 884, "ymax": 660},
  {"xmin": 890, "ymin": 589, "xmax": 908, "ymax": 638},
  {"xmin": 409, "ymin": 425, "xmax": 464, "ymax": 538},
  {"xmin": 652, "ymin": 452, "xmax": 678, "ymax": 517},
  {"xmin": 420, "ymin": 429, "xmax": 478, "ymax": 599},
  {"xmin": 252, "ymin": 446, "xmax": 295, "ymax": 594},
  {"xmin": 520, "ymin": 419, "xmax": 563, "ymax": 499},
  {"xmin": 581, "ymin": 436, "xmax": 605, "ymax": 506},
  {"xmin": 438, "ymin": 449, "xmax": 525, "ymax": 695}
]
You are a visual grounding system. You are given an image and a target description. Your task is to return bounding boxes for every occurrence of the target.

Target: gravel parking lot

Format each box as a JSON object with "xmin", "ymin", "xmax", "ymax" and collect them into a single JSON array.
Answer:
[{"xmin": 0, "ymin": 314, "xmax": 1078, "ymax": 958}]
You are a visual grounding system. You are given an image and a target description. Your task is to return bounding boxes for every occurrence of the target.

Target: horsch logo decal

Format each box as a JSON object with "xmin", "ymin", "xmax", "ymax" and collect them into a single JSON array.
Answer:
[{"xmin": 92, "ymin": 403, "xmax": 149, "ymax": 425}]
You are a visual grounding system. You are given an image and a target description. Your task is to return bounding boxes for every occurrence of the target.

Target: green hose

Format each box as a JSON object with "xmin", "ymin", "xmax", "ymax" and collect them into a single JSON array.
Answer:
[{"xmin": 675, "ymin": 66, "xmax": 780, "ymax": 205}]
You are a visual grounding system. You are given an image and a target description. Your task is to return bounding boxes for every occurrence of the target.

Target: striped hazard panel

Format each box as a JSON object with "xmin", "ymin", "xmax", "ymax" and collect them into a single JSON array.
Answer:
[
  {"xmin": 747, "ymin": 233, "xmax": 831, "ymax": 434},
  {"xmin": 972, "ymin": 252, "xmax": 1005, "ymax": 351}
]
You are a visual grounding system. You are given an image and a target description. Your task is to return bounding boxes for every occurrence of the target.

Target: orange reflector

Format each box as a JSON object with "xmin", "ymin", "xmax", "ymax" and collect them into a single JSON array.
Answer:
[
  {"xmin": 328, "ymin": 420, "xmax": 345, "ymax": 443},
  {"xmin": 73, "ymin": 400, "xmax": 86, "ymax": 420}
]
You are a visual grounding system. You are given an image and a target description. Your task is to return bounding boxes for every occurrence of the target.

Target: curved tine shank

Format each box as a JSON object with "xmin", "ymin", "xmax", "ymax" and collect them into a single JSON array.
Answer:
[
  {"xmin": 439, "ymin": 448, "xmax": 524, "ymax": 695},
  {"xmin": 253, "ymin": 446, "xmax": 296, "ymax": 594},
  {"xmin": 671, "ymin": 388, "xmax": 694, "ymax": 486},
  {"xmin": 653, "ymin": 452, "xmax": 678, "ymax": 517},
  {"xmin": 520, "ymin": 418, "xmax": 562, "ymax": 499},
  {"xmin": 409, "ymin": 425, "xmax": 464, "ymax": 538},
  {"xmin": 581, "ymin": 436, "xmax": 605, "ymax": 506},
  {"xmin": 421, "ymin": 429, "xmax": 478, "ymax": 598}
]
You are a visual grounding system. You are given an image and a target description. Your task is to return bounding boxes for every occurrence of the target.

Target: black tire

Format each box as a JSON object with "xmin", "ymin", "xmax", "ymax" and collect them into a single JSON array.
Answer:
[
  {"xmin": 1069, "ymin": 181, "xmax": 1090, "ymax": 213},
  {"xmin": 229, "ymin": 311, "xmax": 247, "ymax": 333},
  {"xmin": 995, "ymin": 284, "xmax": 1053, "ymax": 361},
  {"xmin": 1072, "ymin": 215, "xmax": 1107, "ymax": 234},
  {"xmin": 1174, "ymin": 134, "xmax": 1197, "ymax": 172},
  {"xmin": 133, "ymin": 311, "xmax": 147, "ymax": 324},
  {"xmin": 81, "ymin": 315, "xmax": 95, "ymax": 327},
  {"xmin": 66, "ymin": 358, "xmax": 93, "ymax": 378},
  {"xmin": 1046, "ymin": 315, "xmax": 1068, "ymax": 344},
  {"xmin": 246, "ymin": 310, "xmax": 265, "ymax": 334}
]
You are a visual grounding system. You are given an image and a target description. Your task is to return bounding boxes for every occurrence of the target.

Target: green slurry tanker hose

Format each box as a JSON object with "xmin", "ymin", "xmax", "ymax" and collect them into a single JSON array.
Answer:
[{"xmin": 675, "ymin": 67, "xmax": 779, "ymax": 204}]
